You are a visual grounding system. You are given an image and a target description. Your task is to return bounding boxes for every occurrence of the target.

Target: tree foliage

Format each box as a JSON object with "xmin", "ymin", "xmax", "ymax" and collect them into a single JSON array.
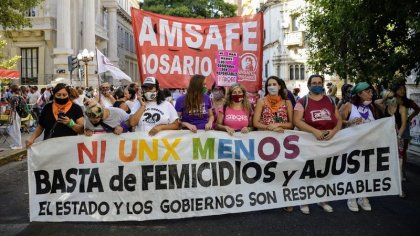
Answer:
[
  {"xmin": 0, "ymin": 0, "xmax": 44, "ymax": 30},
  {"xmin": 303, "ymin": 0, "xmax": 420, "ymax": 85},
  {"xmin": 0, "ymin": 38, "xmax": 20, "ymax": 69},
  {"xmin": 142, "ymin": 0, "xmax": 237, "ymax": 18}
]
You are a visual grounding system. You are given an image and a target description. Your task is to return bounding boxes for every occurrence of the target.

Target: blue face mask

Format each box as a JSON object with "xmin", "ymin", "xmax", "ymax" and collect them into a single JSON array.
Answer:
[{"xmin": 310, "ymin": 86, "xmax": 324, "ymax": 94}]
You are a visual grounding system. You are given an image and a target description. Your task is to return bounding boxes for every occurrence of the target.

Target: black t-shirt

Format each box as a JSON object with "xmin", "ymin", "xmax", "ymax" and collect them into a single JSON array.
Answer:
[{"xmin": 39, "ymin": 103, "xmax": 83, "ymax": 140}]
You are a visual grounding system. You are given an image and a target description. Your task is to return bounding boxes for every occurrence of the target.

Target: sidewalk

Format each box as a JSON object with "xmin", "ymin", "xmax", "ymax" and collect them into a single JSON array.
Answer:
[{"xmin": 0, "ymin": 131, "xmax": 33, "ymax": 166}]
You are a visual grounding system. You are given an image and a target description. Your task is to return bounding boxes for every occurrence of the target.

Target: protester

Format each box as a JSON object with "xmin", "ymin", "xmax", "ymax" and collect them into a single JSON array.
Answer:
[
  {"xmin": 113, "ymin": 87, "xmax": 131, "ymax": 114},
  {"xmin": 216, "ymin": 83, "xmax": 253, "ymax": 135},
  {"xmin": 326, "ymin": 82, "xmax": 339, "ymax": 104},
  {"xmin": 253, "ymin": 76, "xmax": 293, "ymax": 132},
  {"xmin": 69, "ymin": 87, "xmax": 83, "ymax": 108},
  {"xmin": 129, "ymin": 77, "xmax": 179, "ymax": 135},
  {"xmin": 7, "ymin": 85, "xmax": 23, "ymax": 149},
  {"xmin": 293, "ymin": 74, "xmax": 342, "ymax": 214},
  {"xmin": 337, "ymin": 84, "xmax": 353, "ymax": 110},
  {"xmin": 84, "ymin": 99, "xmax": 130, "ymax": 136},
  {"xmin": 175, "ymin": 74, "xmax": 214, "ymax": 132},
  {"xmin": 293, "ymin": 88, "xmax": 301, "ymax": 101},
  {"xmin": 211, "ymin": 83, "xmax": 226, "ymax": 129},
  {"xmin": 339, "ymin": 82, "xmax": 377, "ymax": 212},
  {"xmin": 96, "ymin": 82, "xmax": 115, "ymax": 108},
  {"xmin": 162, "ymin": 88, "xmax": 175, "ymax": 106},
  {"xmin": 278, "ymin": 79, "xmax": 296, "ymax": 107},
  {"xmin": 125, "ymin": 86, "xmax": 140, "ymax": 113},
  {"xmin": 392, "ymin": 82, "xmax": 420, "ymax": 181},
  {"xmin": 27, "ymin": 85, "xmax": 41, "ymax": 118},
  {"xmin": 375, "ymin": 85, "xmax": 408, "ymax": 197},
  {"xmin": 25, "ymin": 83, "xmax": 84, "ymax": 147}
]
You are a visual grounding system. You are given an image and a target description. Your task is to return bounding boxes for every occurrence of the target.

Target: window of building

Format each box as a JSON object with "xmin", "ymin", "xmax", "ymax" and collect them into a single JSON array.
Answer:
[
  {"xmin": 289, "ymin": 64, "xmax": 305, "ymax": 80},
  {"xmin": 103, "ymin": 10, "xmax": 108, "ymax": 29},
  {"xmin": 21, "ymin": 48, "xmax": 39, "ymax": 85},
  {"xmin": 291, "ymin": 16, "xmax": 300, "ymax": 31},
  {"xmin": 26, "ymin": 7, "xmax": 36, "ymax": 17}
]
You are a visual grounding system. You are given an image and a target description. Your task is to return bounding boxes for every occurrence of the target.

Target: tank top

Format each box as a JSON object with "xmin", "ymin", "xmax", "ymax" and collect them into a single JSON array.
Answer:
[
  {"xmin": 260, "ymin": 99, "xmax": 288, "ymax": 125},
  {"xmin": 302, "ymin": 96, "xmax": 337, "ymax": 130},
  {"xmin": 348, "ymin": 104, "xmax": 374, "ymax": 126}
]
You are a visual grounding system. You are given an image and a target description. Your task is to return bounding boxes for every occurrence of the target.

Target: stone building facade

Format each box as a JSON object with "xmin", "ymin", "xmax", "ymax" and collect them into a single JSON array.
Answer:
[{"xmin": 0, "ymin": 0, "xmax": 139, "ymax": 86}]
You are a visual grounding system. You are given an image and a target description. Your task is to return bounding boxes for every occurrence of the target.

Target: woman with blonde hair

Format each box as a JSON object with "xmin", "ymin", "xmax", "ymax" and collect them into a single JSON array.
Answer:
[
  {"xmin": 216, "ymin": 83, "xmax": 253, "ymax": 135},
  {"xmin": 175, "ymin": 74, "xmax": 214, "ymax": 132}
]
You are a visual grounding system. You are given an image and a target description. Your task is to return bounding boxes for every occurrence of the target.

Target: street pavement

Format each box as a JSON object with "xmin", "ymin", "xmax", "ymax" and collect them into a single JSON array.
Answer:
[{"xmin": 0, "ymin": 131, "xmax": 419, "ymax": 235}]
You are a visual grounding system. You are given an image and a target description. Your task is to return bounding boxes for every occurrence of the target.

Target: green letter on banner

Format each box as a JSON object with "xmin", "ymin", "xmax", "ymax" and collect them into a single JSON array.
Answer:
[{"xmin": 192, "ymin": 138, "xmax": 215, "ymax": 160}]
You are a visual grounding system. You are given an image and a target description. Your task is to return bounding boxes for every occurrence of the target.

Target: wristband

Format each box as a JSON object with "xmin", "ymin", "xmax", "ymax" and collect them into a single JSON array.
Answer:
[{"xmin": 67, "ymin": 119, "xmax": 76, "ymax": 129}]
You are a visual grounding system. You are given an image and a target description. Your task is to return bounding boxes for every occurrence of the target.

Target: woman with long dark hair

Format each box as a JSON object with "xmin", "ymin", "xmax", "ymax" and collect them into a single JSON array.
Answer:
[
  {"xmin": 253, "ymin": 76, "xmax": 293, "ymax": 132},
  {"xmin": 26, "ymin": 83, "xmax": 84, "ymax": 147},
  {"xmin": 129, "ymin": 77, "xmax": 179, "ymax": 135},
  {"xmin": 175, "ymin": 74, "xmax": 214, "ymax": 132}
]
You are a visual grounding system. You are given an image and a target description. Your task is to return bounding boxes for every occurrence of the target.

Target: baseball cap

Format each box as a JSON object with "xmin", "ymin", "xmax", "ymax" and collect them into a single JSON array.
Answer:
[{"xmin": 142, "ymin": 77, "xmax": 157, "ymax": 87}]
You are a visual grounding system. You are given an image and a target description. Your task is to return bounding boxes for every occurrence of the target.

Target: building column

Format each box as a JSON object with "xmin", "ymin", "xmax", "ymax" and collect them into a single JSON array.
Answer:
[
  {"xmin": 52, "ymin": 0, "xmax": 73, "ymax": 83},
  {"xmin": 104, "ymin": 1, "xmax": 119, "ymax": 65},
  {"xmin": 82, "ymin": 0, "xmax": 96, "ymax": 87},
  {"xmin": 83, "ymin": 0, "xmax": 96, "ymax": 51}
]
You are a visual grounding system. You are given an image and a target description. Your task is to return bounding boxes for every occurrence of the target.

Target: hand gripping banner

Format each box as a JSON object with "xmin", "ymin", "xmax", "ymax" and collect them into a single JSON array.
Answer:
[
  {"xmin": 131, "ymin": 9, "xmax": 263, "ymax": 92},
  {"xmin": 28, "ymin": 117, "xmax": 401, "ymax": 222}
]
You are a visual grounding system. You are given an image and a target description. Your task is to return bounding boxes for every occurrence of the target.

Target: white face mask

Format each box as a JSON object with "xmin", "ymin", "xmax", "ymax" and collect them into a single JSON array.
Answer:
[
  {"xmin": 267, "ymin": 86, "xmax": 279, "ymax": 95},
  {"xmin": 363, "ymin": 100, "xmax": 372, "ymax": 106},
  {"xmin": 144, "ymin": 92, "xmax": 157, "ymax": 101}
]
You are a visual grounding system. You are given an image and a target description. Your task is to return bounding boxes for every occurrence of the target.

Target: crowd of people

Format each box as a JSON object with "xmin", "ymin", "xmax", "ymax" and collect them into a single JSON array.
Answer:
[{"xmin": 1, "ymin": 73, "xmax": 419, "ymax": 214}]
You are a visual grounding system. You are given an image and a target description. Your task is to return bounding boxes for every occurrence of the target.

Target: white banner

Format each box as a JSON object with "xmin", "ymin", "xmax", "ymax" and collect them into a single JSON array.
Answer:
[{"xmin": 28, "ymin": 117, "xmax": 401, "ymax": 222}]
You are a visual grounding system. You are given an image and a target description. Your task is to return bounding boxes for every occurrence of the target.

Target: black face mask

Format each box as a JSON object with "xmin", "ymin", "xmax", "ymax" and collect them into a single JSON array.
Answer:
[{"xmin": 55, "ymin": 97, "xmax": 69, "ymax": 105}]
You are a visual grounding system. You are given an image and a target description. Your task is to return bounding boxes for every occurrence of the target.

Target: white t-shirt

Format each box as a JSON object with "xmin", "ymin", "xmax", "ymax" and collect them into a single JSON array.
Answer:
[
  {"xmin": 127, "ymin": 99, "xmax": 141, "ymax": 114},
  {"xmin": 136, "ymin": 101, "xmax": 179, "ymax": 132},
  {"xmin": 85, "ymin": 107, "xmax": 130, "ymax": 132},
  {"xmin": 100, "ymin": 96, "xmax": 113, "ymax": 108},
  {"xmin": 27, "ymin": 91, "xmax": 40, "ymax": 106}
]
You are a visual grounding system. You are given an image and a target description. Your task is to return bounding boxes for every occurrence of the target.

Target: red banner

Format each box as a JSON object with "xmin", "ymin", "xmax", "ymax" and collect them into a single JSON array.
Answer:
[
  {"xmin": 131, "ymin": 9, "xmax": 263, "ymax": 92},
  {"xmin": 0, "ymin": 69, "xmax": 20, "ymax": 79}
]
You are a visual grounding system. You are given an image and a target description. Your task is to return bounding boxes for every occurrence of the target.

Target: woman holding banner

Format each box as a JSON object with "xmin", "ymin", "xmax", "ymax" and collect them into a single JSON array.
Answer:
[
  {"xmin": 83, "ymin": 99, "xmax": 130, "ymax": 136},
  {"xmin": 293, "ymin": 74, "xmax": 342, "ymax": 214},
  {"xmin": 340, "ymin": 82, "xmax": 377, "ymax": 212},
  {"xmin": 175, "ymin": 74, "xmax": 214, "ymax": 132},
  {"xmin": 129, "ymin": 77, "xmax": 179, "ymax": 136},
  {"xmin": 253, "ymin": 76, "xmax": 294, "ymax": 133},
  {"xmin": 216, "ymin": 83, "xmax": 253, "ymax": 135},
  {"xmin": 26, "ymin": 83, "xmax": 85, "ymax": 147}
]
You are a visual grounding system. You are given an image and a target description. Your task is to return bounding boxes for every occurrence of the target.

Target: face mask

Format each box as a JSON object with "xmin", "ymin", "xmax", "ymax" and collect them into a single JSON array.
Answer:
[
  {"xmin": 213, "ymin": 90, "xmax": 224, "ymax": 100},
  {"xmin": 144, "ymin": 92, "xmax": 157, "ymax": 101},
  {"xmin": 267, "ymin": 86, "xmax": 279, "ymax": 95},
  {"xmin": 232, "ymin": 94, "xmax": 244, "ymax": 103},
  {"xmin": 363, "ymin": 100, "xmax": 372, "ymax": 106},
  {"xmin": 202, "ymin": 87, "xmax": 208, "ymax": 94},
  {"xmin": 55, "ymin": 97, "xmax": 69, "ymax": 105},
  {"xmin": 310, "ymin": 86, "xmax": 324, "ymax": 94}
]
